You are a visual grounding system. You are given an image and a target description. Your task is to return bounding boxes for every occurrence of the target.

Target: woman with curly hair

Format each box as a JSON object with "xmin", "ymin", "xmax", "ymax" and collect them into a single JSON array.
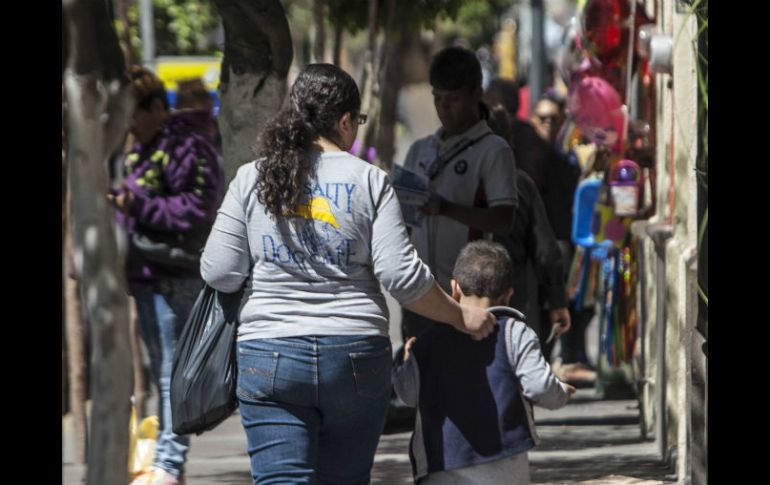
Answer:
[{"xmin": 200, "ymin": 63, "xmax": 496, "ymax": 484}]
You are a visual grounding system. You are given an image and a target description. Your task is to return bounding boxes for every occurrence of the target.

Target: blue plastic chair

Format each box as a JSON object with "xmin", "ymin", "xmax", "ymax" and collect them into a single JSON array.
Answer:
[{"xmin": 572, "ymin": 177, "xmax": 603, "ymax": 248}]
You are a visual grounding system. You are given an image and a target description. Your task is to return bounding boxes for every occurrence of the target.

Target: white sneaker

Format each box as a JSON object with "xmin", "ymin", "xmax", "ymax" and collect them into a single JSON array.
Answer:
[
  {"xmin": 129, "ymin": 468, "xmax": 158, "ymax": 485},
  {"xmin": 149, "ymin": 468, "xmax": 185, "ymax": 485}
]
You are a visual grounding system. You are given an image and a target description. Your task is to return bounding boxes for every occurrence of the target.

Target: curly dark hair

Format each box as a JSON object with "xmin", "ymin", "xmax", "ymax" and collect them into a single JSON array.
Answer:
[{"xmin": 255, "ymin": 63, "xmax": 361, "ymax": 217}]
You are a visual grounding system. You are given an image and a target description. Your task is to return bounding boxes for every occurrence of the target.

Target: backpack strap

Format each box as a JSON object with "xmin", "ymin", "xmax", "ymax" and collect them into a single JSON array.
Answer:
[
  {"xmin": 488, "ymin": 305, "xmax": 527, "ymax": 322},
  {"xmin": 428, "ymin": 132, "xmax": 492, "ymax": 181}
]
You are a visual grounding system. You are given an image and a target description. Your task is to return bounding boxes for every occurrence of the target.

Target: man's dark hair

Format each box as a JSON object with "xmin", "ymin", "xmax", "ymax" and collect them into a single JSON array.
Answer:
[
  {"xmin": 485, "ymin": 78, "xmax": 520, "ymax": 116},
  {"xmin": 452, "ymin": 240, "xmax": 513, "ymax": 300},
  {"xmin": 429, "ymin": 46, "xmax": 482, "ymax": 91}
]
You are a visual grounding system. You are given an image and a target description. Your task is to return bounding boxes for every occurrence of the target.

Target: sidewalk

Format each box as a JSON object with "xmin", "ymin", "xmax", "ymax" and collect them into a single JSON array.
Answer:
[
  {"xmin": 63, "ymin": 407, "xmax": 411, "ymax": 485},
  {"xmin": 63, "ymin": 297, "xmax": 677, "ymax": 484},
  {"xmin": 529, "ymin": 389, "xmax": 677, "ymax": 484},
  {"xmin": 63, "ymin": 388, "xmax": 677, "ymax": 485},
  {"xmin": 375, "ymin": 389, "xmax": 678, "ymax": 485}
]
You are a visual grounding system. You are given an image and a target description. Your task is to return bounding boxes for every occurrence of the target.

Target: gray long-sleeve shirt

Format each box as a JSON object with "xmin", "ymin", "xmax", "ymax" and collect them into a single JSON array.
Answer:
[{"xmin": 201, "ymin": 152, "xmax": 435, "ymax": 340}]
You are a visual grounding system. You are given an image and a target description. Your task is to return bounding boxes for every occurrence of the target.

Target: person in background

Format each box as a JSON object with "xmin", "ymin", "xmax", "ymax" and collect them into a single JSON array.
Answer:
[{"xmin": 114, "ymin": 65, "xmax": 224, "ymax": 485}]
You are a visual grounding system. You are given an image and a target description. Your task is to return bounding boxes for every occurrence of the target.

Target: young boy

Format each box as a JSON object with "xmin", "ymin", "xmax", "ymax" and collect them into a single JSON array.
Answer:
[{"xmin": 393, "ymin": 240, "xmax": 575, "ymax": 484}]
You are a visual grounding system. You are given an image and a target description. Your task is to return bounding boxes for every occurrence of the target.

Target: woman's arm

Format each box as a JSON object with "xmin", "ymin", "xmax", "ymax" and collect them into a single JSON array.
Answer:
[{"xmin": 404, "ymin": 281, "xmax": 495, "ymax": 340}]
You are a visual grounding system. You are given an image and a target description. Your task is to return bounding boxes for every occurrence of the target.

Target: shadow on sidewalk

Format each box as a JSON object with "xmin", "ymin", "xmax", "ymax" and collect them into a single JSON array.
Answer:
[
  {"xmin": 531, "ymin": 455, "xmax": 674, "ymax": 484},
  {"xmin": 188, "ymin": 470, "xmax": 252, "ymax": 484}
]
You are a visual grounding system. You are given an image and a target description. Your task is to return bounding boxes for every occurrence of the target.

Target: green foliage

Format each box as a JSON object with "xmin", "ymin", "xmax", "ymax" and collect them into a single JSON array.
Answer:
[
  {"xmin": 326, "ymin": 0, "xmax": 370, "ymax": 33},
  {"xmin": 322, "ymin": 0, "xmax": 497, "ymax": 35},
  {"xmin": 437, "ymin": 0, "xmax": 514, "ymax": 46},
  {"xmin": 126, "ymin": 0, "xmax": 222, "ymax": 56}
]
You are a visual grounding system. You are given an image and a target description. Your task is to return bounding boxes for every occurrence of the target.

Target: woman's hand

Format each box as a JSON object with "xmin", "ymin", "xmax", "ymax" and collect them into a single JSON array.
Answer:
[
  {"xmin": 459, "ymin": 304, "xmax": 497, "ymax": 341},
  {"xmin": 107, "ymin": 187, "xmax": 134, "ymax": 214}
]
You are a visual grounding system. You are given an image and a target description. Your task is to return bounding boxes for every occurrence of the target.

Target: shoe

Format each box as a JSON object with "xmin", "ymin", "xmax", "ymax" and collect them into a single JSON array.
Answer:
[
  {"xmin": 129, "ymin": 467, "xmax": 186, "ymax": 485},
  {"xmin": 562, "ymin": 365, "xmax": 597, "ymax": 387},
  {"xmin": 129, "ymin": 468, "xmax": 156, "ymax": 485},
  {"xmin": 149, "ymin": 469, "xmax": 186, "ymax": 485}
]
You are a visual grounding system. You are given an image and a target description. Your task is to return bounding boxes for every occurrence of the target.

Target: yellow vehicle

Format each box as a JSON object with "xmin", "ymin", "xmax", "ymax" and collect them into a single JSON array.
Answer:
[{"xmin": 153, "ymin": 56, "xmax": 221, "ymax": 112}]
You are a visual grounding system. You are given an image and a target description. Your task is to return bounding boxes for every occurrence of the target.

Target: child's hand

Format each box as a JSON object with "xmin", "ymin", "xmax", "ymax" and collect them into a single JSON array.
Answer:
[
  {"xmin": 565, "ymin": 383, "xmax": 576, "ymax": 397},
  {"xmin": 403, "ymin": 337, "xmax": 417, "ymax": 363}
]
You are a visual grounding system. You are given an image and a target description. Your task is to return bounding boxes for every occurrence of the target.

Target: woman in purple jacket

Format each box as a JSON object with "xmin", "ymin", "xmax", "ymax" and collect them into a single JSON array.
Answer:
[{"xmin": 111, "ymin": 65, "xmax": 223, "ymax": 485}]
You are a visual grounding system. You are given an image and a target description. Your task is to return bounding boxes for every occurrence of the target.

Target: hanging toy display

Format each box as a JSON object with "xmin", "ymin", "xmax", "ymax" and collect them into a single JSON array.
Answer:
[
  {"xmin": 578, "ymin": 0, "xmax": 633, "ymax": 99},
  {"xmin": 561, "ymin": 1, "xmax": 657, "ymax": 377},
  {"xmin": 609, "ymin": 159, "xmax": 641, "ymax": 216},
  {"xmin": 558, "ymin": 16, "xmax": 584, "ymax": 87},
  {"xmin": 568, "ymin": 76, "xmax": 626, "ymax": 153},
  {"xmin": 591, "ymin": 159, "xmax": 640, "ymax": 248},
  {"xmin": 582, "ymin": 0, "xmax": 632, "ymax": 67}
]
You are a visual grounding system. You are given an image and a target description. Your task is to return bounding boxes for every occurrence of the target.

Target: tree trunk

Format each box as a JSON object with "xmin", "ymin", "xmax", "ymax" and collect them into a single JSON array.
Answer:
[
  {"xmin": 333, "ymin": 21, "xmax": 343, "ymax": 66},
  {"xmin": 213, "ymin": 0, "xmax": 294, "ymax": 185},
  {"xmin": 62, "ymin": 1, "xmax": 133, "ymax": 483},
  {"xmin": 374, "ymin": 35, "xmax": 400, "ymax": 169},
  {"xmin": 62, "ymin": 81, "xmax": 69, "ymax": 417},
  {"xmin": 129, "ymin": 298, "xmax": 147, "ymax": 418},
  {"xmin": 353, "ymin": 0, "xmax": 380, "ymax": 160},
  {"xmin": 65, "ymin": 219, "xmax": 89, "ymax": 464},
  {"xmin": 376, "ymin": 11, "xmax": 411, "ymax": 170},
  {"xmin": 313, "ymin": 0, "xmax": 326, "ymax": 62},
  {"xmin": 115, "ymin": 0, "xmax": 137, "ymax": 65},
  {"xmin": 62, "ymin": 9, "xmax": 70, "ymax": 419}
]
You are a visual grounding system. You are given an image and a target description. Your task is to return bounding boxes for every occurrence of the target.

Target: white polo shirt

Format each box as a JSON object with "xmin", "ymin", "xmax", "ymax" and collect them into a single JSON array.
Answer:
[{"xmin": 403, "ymin": 120, "xmax": 518, "ymax": 291}]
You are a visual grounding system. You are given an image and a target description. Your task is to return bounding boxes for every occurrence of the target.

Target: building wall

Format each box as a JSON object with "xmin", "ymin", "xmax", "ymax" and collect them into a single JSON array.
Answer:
[{"xmin": 645, "ymin": 0, "xmax": 700, "ymax": 479}]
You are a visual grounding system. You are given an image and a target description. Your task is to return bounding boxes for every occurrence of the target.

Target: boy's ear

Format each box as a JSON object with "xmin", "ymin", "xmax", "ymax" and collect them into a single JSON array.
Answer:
[
  {"xmin": 496, "ymin": 287, "xmax": 514, "ymax": 307},
  {"xmin": 450, "ymin": 279, "xmax": 463, "ymax": 302}
]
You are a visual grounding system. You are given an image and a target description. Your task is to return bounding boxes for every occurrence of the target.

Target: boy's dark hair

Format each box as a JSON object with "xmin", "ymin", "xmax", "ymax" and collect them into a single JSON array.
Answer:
[
  {"xmin": 429, "ymin": 46, "xmax": 482, "ymax": 92},
  {"xmin": 452, "ymin": 240, "xmax": 513, "ymax": 300}
]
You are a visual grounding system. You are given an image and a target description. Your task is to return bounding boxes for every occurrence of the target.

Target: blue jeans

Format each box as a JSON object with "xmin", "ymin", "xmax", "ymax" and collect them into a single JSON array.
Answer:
[
  {"xmin": 134, "ymin": 278, "xmax": 203, "ymax": 477},
  {"xmin": 237, "ymin": 335, "xmax": 392, "ymax": 484}
]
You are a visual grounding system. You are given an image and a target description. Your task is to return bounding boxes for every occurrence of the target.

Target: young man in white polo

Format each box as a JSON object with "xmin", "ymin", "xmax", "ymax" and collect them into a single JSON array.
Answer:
[{"xmin": 401, "ymin": 46, "xmax": 518, "ymax": 339}]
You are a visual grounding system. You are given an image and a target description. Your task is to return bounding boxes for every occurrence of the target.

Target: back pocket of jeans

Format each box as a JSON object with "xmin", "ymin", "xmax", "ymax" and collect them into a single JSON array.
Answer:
[
  {"xmin": 350, "ymin": 347, "xmax": 391, "ymax": 399},
  {"xmin": 237, "ymin": 349, "xmax": 279, "ymax": 401}
]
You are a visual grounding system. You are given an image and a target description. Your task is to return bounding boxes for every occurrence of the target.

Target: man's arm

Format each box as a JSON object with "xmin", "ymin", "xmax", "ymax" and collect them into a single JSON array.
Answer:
[
  {"xmin": 427, "ymin": 199, "xmax": 514, "ymax": 233},
  {"xmin": 527, "ymin": 178, "xmax": 570, "ymax": 336}
]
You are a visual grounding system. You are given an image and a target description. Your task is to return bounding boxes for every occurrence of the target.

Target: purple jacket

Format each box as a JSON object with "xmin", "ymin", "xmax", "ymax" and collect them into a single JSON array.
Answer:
[{"xmin": 117, "ymin": 111, "xmax": 224, "ymax": 285}]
